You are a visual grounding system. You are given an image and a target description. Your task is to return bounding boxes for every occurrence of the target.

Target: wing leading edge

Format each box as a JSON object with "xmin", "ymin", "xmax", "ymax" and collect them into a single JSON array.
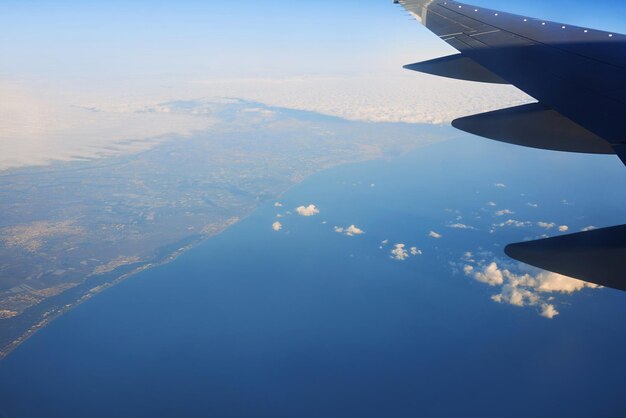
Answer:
[{"xmin": 395, "ymin": 0, "xmax": 626, "ymax": 291}]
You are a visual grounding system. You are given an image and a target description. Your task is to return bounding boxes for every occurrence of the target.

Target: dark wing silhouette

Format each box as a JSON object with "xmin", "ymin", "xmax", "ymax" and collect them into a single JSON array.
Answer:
[{"xmin": 395, "ymin": 0, "xmax": 626, "ymax": 290}]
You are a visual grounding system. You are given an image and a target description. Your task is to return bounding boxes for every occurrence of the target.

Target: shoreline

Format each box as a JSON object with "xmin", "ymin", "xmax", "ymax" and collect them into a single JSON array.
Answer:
[
  {"xmin": 0, "ymin": 138, "xmax": 448, "ymax": 362},
  {"xmin": 0, "ymin": 219, "xmax": 238, "ymax": 361}
]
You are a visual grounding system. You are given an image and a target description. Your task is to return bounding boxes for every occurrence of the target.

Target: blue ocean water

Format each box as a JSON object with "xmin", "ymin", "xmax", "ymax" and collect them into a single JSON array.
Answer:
[{"xmin": 1, "ymin": 136, "xmax": 625, "ymax": 417}]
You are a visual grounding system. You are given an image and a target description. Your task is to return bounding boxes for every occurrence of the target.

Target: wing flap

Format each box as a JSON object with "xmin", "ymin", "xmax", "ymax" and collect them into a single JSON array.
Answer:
[
  {"xmin": 403, "ymin": 54, "xmax": 508, "ymax": 84},
  {"xmin": 505, "ymin": 225, "xmax": 626, "ymax": 291},
  {"xmin": 452, "ymin": 103, "xmax": 615, "ymax": 154}
]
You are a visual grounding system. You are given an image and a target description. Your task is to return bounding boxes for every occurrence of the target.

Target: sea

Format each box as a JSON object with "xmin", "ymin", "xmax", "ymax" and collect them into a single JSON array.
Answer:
[{"xmin": 1, "ymin": 135, "xmax": 625, "ymax": 418}]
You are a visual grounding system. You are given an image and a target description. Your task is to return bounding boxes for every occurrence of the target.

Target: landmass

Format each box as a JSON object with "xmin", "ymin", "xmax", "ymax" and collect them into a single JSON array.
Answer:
[{"xmin": 0, "ymin": 99, "xmax": 450, "ymax": 358}]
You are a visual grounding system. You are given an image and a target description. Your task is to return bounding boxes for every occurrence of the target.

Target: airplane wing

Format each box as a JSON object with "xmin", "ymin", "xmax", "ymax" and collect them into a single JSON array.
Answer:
[
  {"xmin": 395, "ymin": 0, "xmax": 626, "ymax": 163},
  {"xmin": 395, "ymin": 0, "xmax": 626, "ymax": 290}
]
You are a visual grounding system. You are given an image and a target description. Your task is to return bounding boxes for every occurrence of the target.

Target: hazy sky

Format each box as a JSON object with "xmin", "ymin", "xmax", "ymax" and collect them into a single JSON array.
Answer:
[
  {"xmin": 3, "ymin": 0, "xmax": 626, "ymax": 80},
  {"xmin": 1, "ymin": 0, "xmax": 625, "ymax": 169}
]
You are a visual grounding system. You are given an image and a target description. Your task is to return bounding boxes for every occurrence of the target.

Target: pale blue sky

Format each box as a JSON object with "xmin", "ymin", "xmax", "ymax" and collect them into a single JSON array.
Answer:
[{"xmin": 2, "ymin": 0, "xmax": 625, "ymax": 79}]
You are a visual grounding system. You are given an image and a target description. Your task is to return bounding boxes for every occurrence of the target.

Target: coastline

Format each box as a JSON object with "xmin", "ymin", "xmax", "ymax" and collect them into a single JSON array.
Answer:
[
  {"xmin": 0, "ymin": 218, "xmax": 239, "ymax": 361},
  {"xmin": 0, "ymin": 122, "xmax": 450, "ymax": 361}
]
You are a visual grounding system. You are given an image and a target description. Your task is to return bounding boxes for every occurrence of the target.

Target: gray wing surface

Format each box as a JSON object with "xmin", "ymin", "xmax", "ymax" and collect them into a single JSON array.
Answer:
[
  {"xmin": 395, "ymin": 0, "xmax": 626, "ymax": 291},
  {"xmin": 396, "ymin": 0, "xmax": 626, "ymax": 163}
]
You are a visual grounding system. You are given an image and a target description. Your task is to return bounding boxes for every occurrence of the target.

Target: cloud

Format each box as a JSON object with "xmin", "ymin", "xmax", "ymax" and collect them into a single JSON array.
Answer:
[
  {"xmin": 465, "ymin": 260, "xmax": 600, "ymax": 318},
  {"xmin": 296, "ymin": 204, "xmax": 319, "ymax": 216},
  {"xmin": 410, "ymin": 247, "xmax": 422, "ymax": 256},
  {"xmin": 540, "ymin": 303, "xmax": 559, "ymax": 319},
  {"xmin": 494, "ymin": 183, "xmax": 507, "ymax": 188},
  {"xmin": 493, "ymin": 219, "xmax": 531, "ymax": 229},
  {"xmin": 462, "ymin": 252, "xmax": 475, "ymax": 263},
  {"xmin": 272, "ymin": 221, "xmax": 282, "ymax": 231},
  {"xmin": 487, "ymin": 201, "xmax": 497, "ymax": 207},
  {"xmin": 558, "ymin": 225, "xmax": 569, "ymax": 232},
  {"xmin": 473, "ymin": 262, "xmax": 504, "ymax": 286},
  {"xmin": 196, "ymin": 74, "xmax": 530, "ymax": 127},
  {"xmin": 447, "ymin": 223, "xmax": 476, "ymax": 230},
  {"xmin": 495, "ymin": 209, "xmax": 515, "ymax": 216},
  {"xmin": 345, "ymin": 225, "xmax": 364, "ymax": 236},
  {"xmin": 335, "ymin": 224, "xmax": 364, "ymax": 236},
  {"xmin": 391, "ymin": 244, "xmax": 409, "ymax": 261},
  {"xmin": 527, "ymin": 203, "xmax": 539, "ymax": 208},
  {"xmin": 537, "ymin": 222, "xmax": 556, "ymax": 229},
  {"xmin": 0, "ymin": 70, "xmax": 530, "ymax": 171},
  {"xmin": 0, "ymin": 83, "xmax": 218, "ymax": 171},
  {"xmin": 429, "ymin": 231, "xmax": 442, "ymax": 239},
  {"xmin": 274, "ymin": 202, "xmax": 283, "ymax": 207},
  {"xmin": 582, "ymin": 226, "xmax": 597, "ymax": 232}
]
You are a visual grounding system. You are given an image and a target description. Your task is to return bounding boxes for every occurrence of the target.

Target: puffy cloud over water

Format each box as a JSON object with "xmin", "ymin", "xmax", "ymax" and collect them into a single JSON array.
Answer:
[
  {"xmin": 447, "ymin": 223, "xmax": 476, "ymax": 230},
  {"xmin": 464, "ymin": 260, "xmax": 600, "ymax": 319},
  {"xmin": 334, "ymin": 225, "xmax": 365, "ymax": 236},
  {"xmin": 390, "ymin": 243, "xmax": 422, "ymax": 260},
  {"xmin": 391, "ymin": 244, "xmax": 409, "ymax": 261},
  {"xmin": 537, "ymin": 221, "xmax": 556, "ymax": 229},
  {"xmin": 495, "ymin": 209, "xmax": 514, "ymax": 216},
  {"xmin": 296, "ymin": 204, "xmax": 320, "ymax": 217}
]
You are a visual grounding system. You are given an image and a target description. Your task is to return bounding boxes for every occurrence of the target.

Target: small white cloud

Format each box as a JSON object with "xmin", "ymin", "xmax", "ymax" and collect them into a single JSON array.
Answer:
[
  {"xmin": 495, "ymin": 209, "xmax": 515, "ymax": 216},
  {"xmin": 493, "ymin": 219, "xmax": 531, "ymax": 229},
  {"xmin": 527, "ymin": 203, "xmax": 539, "ymax": 208},
  {"xmin": 537, "ymin": 221, "xmax": 556, "ymax": 229},
  {"xmin": 462, "ymin": 252, "xmax": 475, "ymax": 262},
  {"xmin": 345, "ymin": 225, "xmax": 364, "ymax": 236},
  {"xmin": 487, "ymin": 201, "xmax": 497, "ymax": 207},
  {"xmin": 296, "ymin": 204, "xmax": 320, "ymax": 217},
  {"xmin": 558, "ymin": 225, "xmax": 569, "ymax": 232},
  {"xmin": 474, "ymin": 262, "xmax": 504, "ymax": 286},
  {"xmin": 274, "ymin": 202, "xmax": 283, "ymax": 207},
  {"xmin": 429, "ymin": 231, "xmax": 442, "ymax": 239},
  {"xmin": 540, "ymin": 303, "xmax": 559, "ymax": 319},
  {"xmin": 391, "ymin": 244, "xmax": 409, "ymax": 261},
  {"xmin": 381, "ymin": 239, "xmax": 389, "ymax": 245},
  {"xmin": 410, "ymin": 247, "xmax": 422, "ymax": 256},
  {"xmin": 494, "ymin": 183, "xmax": 507, "ymax": 188},
  {"xmin": 447, "ymin": 223, "xmax": 476, "ymax": 230},
  {"xmin": 370, "ymin": 183, "xmax": 376, "ymax": 188},
  {"xmin": 334, "ymin": 225, "xmax": 365, "ymax": 236},
  {"xmin": 582, "ymin": 226, "xmax": 597, "ymax": 232},
  {"xmin": 463, "ymin": 265, "xmax": 474, "ymax": 275},
  {"xmin": 272, "ymin": 221, "xmax": 283, "ymax": 232}
]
